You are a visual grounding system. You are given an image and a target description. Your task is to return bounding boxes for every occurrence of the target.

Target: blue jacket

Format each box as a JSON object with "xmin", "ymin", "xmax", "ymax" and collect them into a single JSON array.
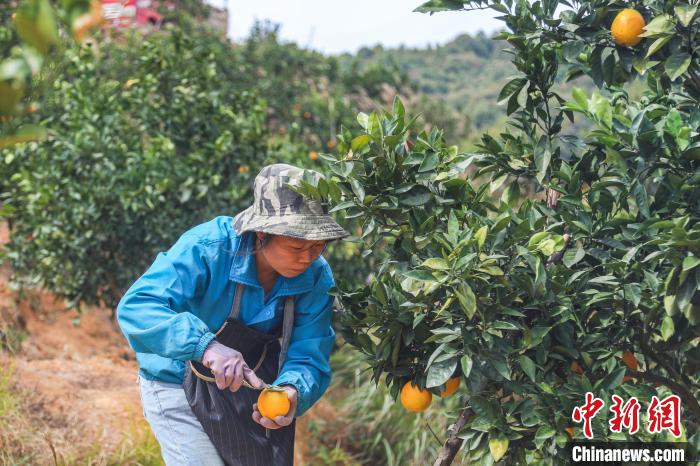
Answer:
[{"xmin": 116, "ymin": 215, "xmax": 337, "ymax": 417}]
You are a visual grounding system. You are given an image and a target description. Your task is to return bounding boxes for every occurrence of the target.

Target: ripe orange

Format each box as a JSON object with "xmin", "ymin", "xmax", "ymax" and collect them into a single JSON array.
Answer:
[
  {"xmin": 238, "ymin": 165, "xmax": 249, "ymax": 174},
  {"xmin": 257, "ymin": 387, "xmax": 290, "ymax": 419},
  {"xmin": 622, "ymin": 351, "xmax": 638, "ymax": 371},
  {"xmin": 400, "ymin": 381, "xmax": 432, "ymax": 412},
  {"xmin": 565, "ymin": 427, "xmax": 575, "ymax": 438},
  {"xmin": 570, "ymin": 361, "xmax": 584, "ymax": 375},
  {"xmin": 303, "ymin": 111, "xmax": 311, "ymax": 119},
  {"xmin": 309, "ymin": 151, "xmax": 318, "ymax": 161},
  {"xmin": 27, "ymin": 103, "xmax": 37, "ymax": 113},
  {"xmin": 326, "ymin": 140, "xmax": 336, "ymax": 149},
  {"xmin": 440, "ymin": 377, "xmax": 460, "ymax": 397},
  {"xmin": 611, "ymin": 9, "xmax": 645, "ymax": 47}
]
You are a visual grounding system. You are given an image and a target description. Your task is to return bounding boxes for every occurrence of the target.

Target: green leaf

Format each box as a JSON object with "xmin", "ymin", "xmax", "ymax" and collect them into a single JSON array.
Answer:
[
  {"xmin": 639, "ymin": 14, "xmax": 675, "ymax": 38},
  {"xmin": 351, "ymin": 135, "xmax": 370, "ymax": 152},
  {"xmin": 497, "ymin": 77, "xmax": 527, "ymax": 105},
  {"xmin": 535, "ymin": 425, "xmax": 555, "ymax": 449},
  {"xmin": 461, "ymin": 354, "xmax": 473, "ymax": 378},
  {"xmin": 426, "ymin": 357, "xmax": 458, "ymax": 388},
  {"xmin": 456, "ymin": 283, "xmax": 477, "ymax": 319},
  {"xmin": 519, "ymin": 354, "xmax": 536, "ymax": 382},
  {"xmin": 418, "ymin": 152, "xmax": 439, "ymax": 172},
  {"xmin": 501, "ymin": 180, "xmax": 520, "ymax": 208},
  {"xmin": 350, "ymin": 179, "xmax": 365, "ymax": 202},
  {"xmin": 491, "ymin": 357, "xmax": 511, "ymax": 380},
  {"xmin": 492, "ymin": 321, "xmax": 519, "ymax": 331},
  {"xmin": 535, "ymin": 146, "xmax": 551, "ymax": 184},
  {"xmin": 475, "ymin": 226, "xmax": 488, "ymax": 249},
  {"xmin": 413, "ymin": 0, "xmax": 465, "ymax": 14},
  {"xmin": 645, "ymin": 36, "xmax": 672, "ymax": 58},
  {"xmin": 329, "ymin": 200, "xmax": 355, "ymax": 213},
  {"xmin": 422, "ymin": 257, "xmax": 450, "ymax": 271},
  {"xmin": 675, "ymin": 4, "xmax": 697, "ymax": 27},
  {"xmin": 15, "ymin": 0, "xmax": 59, "ymax": 54},
  {"xmin": 404, "ymin": 270, "xmax": 437, "ymax": 281},
  {"xmin": 596, "ymin": 367, "xmax": 626, "ymax": 391},
  {"xmin": 562, "ymin": 246, "xmax": 585, "ymax": 268},
  {"xmin": 633, "ymin": 182, "xmax": 650, "ymax": 218},
  {"xmin": 400, "ymin": 188, "xmax": 431, "ymax": 206},
  {"xmin": 357, "ymin": 112, "xmax": 369, "ymax": 129},
  {"xmin": 682, "ymin": 255, "xmax": 700, "ymax": 272},
  {"xmin": 665, "ymin": 52, "xmax": 691, "ymax": 81},
  {"xmin": 489, "ymin": 433, "xmax": 509, "ymax": 462},
  {"xmin": 572, "ymin": 87, "xmax": 587, "ymax": 109},
  {"xmin": 623, "ymin": 283, "xmax": 642, "ymax": 307},
  {"xmin": 661, "ymin": 315, "xmax": 675, "ymax": 341},
  {"xmin": 528, "ymin": 232, "xmax": 549, "ymax": 249}
]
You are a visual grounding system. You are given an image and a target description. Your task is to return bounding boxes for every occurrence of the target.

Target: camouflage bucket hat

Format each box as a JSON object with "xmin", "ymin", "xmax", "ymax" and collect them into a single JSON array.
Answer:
[{"xmin": 232, "ymin": 163, "xmax": 351, "ymax": 241}]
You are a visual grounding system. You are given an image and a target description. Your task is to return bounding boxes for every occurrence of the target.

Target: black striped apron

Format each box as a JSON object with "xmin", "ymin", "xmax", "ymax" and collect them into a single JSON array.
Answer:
[{"xmin": 183, "ymin": 282, "xmax": 296, "ymax": 466}]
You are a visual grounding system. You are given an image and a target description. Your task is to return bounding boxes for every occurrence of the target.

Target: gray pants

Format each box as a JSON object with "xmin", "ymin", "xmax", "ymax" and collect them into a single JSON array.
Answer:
[{"xmin": 138, "ymin": 375, "xmax": 225, "ymax": 466}]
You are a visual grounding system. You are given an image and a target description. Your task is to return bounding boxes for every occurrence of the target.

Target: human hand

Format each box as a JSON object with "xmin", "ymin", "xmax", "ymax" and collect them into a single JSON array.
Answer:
[
  {"xmin": 252, "ymin": 385, "xmax": 297, "ymax": 429},
  {"xmin": 201, "ymin": 340, "xmax": 265, "ymax": 392}
]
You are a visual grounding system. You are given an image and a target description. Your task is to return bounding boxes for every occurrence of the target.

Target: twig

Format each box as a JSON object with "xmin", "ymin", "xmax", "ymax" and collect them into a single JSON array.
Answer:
[
  {"xmin": 425, "ymin": 419, "xmax": 443, "ymax": 446},
  {"xmin": 627, "ymin": 369, "xmax": 700, "ymax": 425},
  {"xmin": 44, "ymin": 434, "xmax": 58, "ymax": 466}
]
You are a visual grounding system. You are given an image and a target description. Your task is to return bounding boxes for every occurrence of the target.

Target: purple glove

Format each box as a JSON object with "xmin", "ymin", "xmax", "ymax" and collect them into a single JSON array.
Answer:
[{"xmin": 201, "ymin": 340, "xmax": 265, "ymax": 392}]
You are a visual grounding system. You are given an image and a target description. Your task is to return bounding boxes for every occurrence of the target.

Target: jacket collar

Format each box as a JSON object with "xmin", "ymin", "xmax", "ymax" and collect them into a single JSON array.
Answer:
[{"xmin": 227, "ymin": 229, "xmax": 315, "ymax": 296}]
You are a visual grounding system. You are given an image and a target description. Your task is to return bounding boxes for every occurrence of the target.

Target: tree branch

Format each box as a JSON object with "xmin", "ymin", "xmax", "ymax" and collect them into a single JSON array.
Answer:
[
  {"xmin": 627, "ymin": 369, "xmax": 700, "ymax": 426},
  {"xmin": 433, "ymin": 408, "xmax": 473, "ymax": 466}
]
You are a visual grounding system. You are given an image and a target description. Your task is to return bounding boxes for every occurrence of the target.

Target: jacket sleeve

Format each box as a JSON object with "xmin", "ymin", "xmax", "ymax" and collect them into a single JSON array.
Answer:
[
  {"xmin": 116, "ymin": 234, "xmax": 217, "ymax": 363},
  {"xmin": 273, "ymin": 264, "xmax": 336, "ymax": 417}
]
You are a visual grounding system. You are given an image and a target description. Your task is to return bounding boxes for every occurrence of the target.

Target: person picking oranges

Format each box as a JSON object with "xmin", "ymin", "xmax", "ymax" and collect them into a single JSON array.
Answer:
[{"xmin": 117, "ymin": 164, "xmax": 350, "ymax": 466}]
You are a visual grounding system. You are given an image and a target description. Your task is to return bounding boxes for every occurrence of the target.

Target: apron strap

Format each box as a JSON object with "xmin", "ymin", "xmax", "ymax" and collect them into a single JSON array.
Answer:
[
  {"xmin": 278, "ymin": 295, "xmax": 295, "ymax": 373},
  {"xmin": 229, "ymin": 282, "xmax": 245, "ymax": 320}
]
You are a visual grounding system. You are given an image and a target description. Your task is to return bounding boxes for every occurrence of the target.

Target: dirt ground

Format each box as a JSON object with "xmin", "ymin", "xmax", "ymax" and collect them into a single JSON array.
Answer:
[{"xmin": 0, "ymin": 221, "xmax": 319, "ymax": 465}]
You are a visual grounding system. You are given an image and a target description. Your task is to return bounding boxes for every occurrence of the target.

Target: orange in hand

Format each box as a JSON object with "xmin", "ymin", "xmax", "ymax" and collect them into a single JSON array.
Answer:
[{"xmin": 257, "ymin": 387, "xmax": 290, "ymax": 419}]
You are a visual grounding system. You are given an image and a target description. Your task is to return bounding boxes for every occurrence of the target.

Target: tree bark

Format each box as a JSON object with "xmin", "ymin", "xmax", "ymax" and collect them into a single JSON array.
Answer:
[{"xmin": 433, "ymin": 408, "xmax": 472, "ymax": 466}]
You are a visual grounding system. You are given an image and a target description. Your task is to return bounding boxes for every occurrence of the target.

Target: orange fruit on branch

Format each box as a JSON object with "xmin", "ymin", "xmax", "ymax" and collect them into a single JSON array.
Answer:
[
  {"xmin": 440, "ymin": 377, "xmax": 461, "ymax": 397},
  {"xmin": 400, "ymin": 381, "xmax": 432, "ymax": 412},
  {"xmin": 570, "ymin": 360, "xmax": 584, "ymax": 375},
  {"xmin": 257, "ymin": 387, "xmax": 290, "ymax": 419},
  {"xmin": 611, "ymin": 9, "xmax": 645, "ymax": 47},
  {"xmin": 309, "ymin": 151, "xmax": 318, "ymax": 161}
]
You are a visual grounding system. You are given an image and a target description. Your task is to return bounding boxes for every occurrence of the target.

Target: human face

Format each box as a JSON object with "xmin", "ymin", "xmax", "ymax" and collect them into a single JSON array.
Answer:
[{"xmin": 256, "ymin": 233, "xmax": 327, "ymax": 277}]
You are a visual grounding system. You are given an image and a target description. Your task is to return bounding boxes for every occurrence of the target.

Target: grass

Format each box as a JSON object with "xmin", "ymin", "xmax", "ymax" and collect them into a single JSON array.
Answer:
[
  {"xmin": 0, "ymin": 324, "xmax": 27, "ymax": 354},
  {"xmin": 0, "ymin": 361, "xmax": 163, "ymax": 466},
  {"xmin": 0, "ymin": 362, "xmax": 37, "ymax": 465},
  {"xmin": 59, "ymin": 413, "xmax": 164, "ymax": 466}
]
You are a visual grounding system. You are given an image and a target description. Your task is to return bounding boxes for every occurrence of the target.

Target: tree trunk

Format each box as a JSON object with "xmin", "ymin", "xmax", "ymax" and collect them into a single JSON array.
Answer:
[{"xmin": 433, "ymin": 408, "xmax": 472, "ymax": 466}]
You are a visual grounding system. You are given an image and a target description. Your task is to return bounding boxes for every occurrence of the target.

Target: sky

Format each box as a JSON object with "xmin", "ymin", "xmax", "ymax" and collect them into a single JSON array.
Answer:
[{"xmin": 203, "ymin": 0, "xmax": 505, "ymax": 55}]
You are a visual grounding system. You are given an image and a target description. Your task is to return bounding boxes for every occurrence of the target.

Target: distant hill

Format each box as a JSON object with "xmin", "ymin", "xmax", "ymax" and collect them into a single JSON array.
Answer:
[
  {"xmin": 340, "ymin": 32, "xmax": 515, "ymax": 131},
  {"xmin": 336, "ymin": 31, "xmax": 625, "ymax": 147}
]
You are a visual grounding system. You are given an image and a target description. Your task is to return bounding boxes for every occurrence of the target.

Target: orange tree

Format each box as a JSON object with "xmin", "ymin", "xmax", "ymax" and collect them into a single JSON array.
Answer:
[
  {"xmin": 290, "ymin": 0, "xmax": 700, "ymax": 463},
  {"xmin": 1, "ymin": 0, "xmax": 102, "ymax": 147},
  {"xmin": 0, "ymin": 24, "xmax": 268, "ymax": 311}
]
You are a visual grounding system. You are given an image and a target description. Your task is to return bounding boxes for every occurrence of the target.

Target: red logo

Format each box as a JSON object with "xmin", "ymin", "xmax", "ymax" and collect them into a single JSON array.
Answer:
[
  {"xmin": 572, "ymin": 392, "xmax": 605, "ymax": 439},
  {"xmin": 647, "ymin": 395, "xmax": 682, "ymax": 438}
]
